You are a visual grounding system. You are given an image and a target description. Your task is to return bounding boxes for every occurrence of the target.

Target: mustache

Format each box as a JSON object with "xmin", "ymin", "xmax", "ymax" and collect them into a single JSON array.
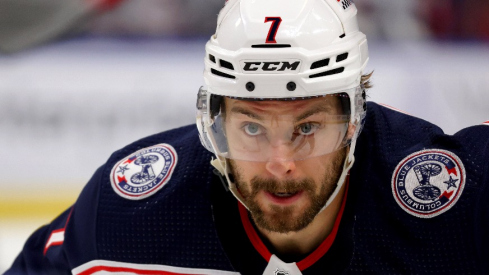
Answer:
[{"xmin": 249, "ymin": 177, "xmax": 315, "ymax": 194}]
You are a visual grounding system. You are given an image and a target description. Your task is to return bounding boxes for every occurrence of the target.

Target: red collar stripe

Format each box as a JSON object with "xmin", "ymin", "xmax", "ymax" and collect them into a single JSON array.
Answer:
[
  {"xmin": 238, "ymin": 202, "xmax": 273, "ymax": 261},
  {"xmin": 296, "ymin": 178, "xmax": 349, "ymax": 270}
]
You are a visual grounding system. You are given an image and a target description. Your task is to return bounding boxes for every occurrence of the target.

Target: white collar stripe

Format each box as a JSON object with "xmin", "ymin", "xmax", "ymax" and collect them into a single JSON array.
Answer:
[{"xmin": 72, "ymin": 260, "xmax": 240, "ymax": 275}]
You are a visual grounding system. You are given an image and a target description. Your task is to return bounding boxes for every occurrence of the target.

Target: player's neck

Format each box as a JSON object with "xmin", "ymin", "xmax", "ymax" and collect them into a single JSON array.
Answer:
[{"xmin": 256, "ymin": 182, "xmax": 347, "ymax": 262}]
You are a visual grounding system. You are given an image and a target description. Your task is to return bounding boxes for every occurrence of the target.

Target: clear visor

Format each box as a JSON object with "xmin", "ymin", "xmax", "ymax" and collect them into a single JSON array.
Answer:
[{"xmin": 205, "ymin": 93, "xmax": 356, "ymax": 162}]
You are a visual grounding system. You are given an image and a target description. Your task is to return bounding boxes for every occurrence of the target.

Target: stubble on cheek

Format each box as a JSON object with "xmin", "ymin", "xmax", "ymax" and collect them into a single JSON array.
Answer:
[
  {"xmin": 229, "ymin": 162, "xmax": 328, "ymax": 233},
  {"xmin": 227, "ymin": 148, "xmax": 346, "ymax": 233}
]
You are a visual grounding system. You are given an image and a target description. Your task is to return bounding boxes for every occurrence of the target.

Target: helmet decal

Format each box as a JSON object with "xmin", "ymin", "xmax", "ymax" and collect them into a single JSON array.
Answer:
[
  {"xmin": 264, "ymin": 17, "xmax": 282, "ymax": 43},
  {"xmin": 241, "ymin": 60, "xmax": 301, "ymax": 73},
  {"xmin": 338, "ymin": 0, "xmax": 354, "ymax": 10}
]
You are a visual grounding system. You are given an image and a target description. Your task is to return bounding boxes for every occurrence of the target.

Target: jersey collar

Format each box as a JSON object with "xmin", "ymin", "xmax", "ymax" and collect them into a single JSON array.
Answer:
[{"xmin": 238, "ymin": 177, "xmax": 350, "ymax": 271}]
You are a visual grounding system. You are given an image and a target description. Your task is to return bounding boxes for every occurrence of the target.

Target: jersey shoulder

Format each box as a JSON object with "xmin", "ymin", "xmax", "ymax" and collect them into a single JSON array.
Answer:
[
  {"xmin": 360, "ymin": 102, "xmax": 445, "ymax": 159},
  {"xmin": 361, "ymin": 101, "xmax": 489, "ymax": 177},
  {"xmin": 67, "ymin": 124, "xmax": 233, "ymax": 270},
  {"xmin": 348, "ymin": 103, "xmax": 489, "ymax": 273},
  {"xmin": 103, "ymin": 124, "xmax": 211, "ymax": 200},
  {"xmin": 363, "ymin": 102, "xmax": 489, "ymax": 153},
  {"xmin": 452, "ymin": 120, "xmax": 489, "ymax": 149}
]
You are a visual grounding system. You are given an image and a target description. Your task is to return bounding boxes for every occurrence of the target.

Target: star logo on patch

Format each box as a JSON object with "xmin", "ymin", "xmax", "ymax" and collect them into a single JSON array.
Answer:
[
  {"xmin": 444, "ymin": 175, "xmax": 458, "ymax": 189},
  {"xmin": 116, "ymin": 165, "xmax": 130, "ymax": 175}
]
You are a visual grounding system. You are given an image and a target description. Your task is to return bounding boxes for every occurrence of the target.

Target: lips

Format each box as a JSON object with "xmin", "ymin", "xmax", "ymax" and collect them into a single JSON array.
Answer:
[
  {"xmin": 274, "ymin": 192, "xmax": 296, "ymax": 197},
  {"xmin": 265, "ymin": 190, "xmax": 304, "ymax": 205}
]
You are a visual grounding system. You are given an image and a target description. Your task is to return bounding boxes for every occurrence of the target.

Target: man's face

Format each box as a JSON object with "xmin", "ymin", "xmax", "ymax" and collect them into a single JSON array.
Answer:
[{"xmin": 224, "ymin": 96, "xmax": 349, "ymax": 233}]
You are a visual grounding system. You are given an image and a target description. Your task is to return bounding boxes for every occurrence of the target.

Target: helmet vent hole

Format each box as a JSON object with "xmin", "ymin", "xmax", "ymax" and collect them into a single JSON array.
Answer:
[
  {"xmin": 310, "ymin": 58, "xmax": 330, "ymax": 69},
  {"xmin": 286, "ymin": 82, "xmax": 296, "ymax": 91},
  {"xmin": 309, "ymin": 67, "xmax": 345, "ymax": 79},
  {"xmin": 246, "ymin": 82, "xmax": 255, "ymax": 92},
  {"xmin": 219, "ymin": 59, "xmax": 234, "ymax": 70},
  {"xmin": 336, "ymin": 53, "xmax": 349, "ymax": 62},
  {"xmin": 209, "ymin": 54, "xmax": 216, "ymax": 63},
  {"xmin": 211, "ymin": 69, "xmax": 236, "ymax": 79}
]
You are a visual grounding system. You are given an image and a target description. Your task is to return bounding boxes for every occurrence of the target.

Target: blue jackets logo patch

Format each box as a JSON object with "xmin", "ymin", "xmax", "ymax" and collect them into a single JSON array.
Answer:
[
  {"xmin": 110, "ymin": 144, "xmax": 178, "ymax": 200},
  {"xmin": 392, "ymin": 149, "xmax": 465, "ymax": 218}
]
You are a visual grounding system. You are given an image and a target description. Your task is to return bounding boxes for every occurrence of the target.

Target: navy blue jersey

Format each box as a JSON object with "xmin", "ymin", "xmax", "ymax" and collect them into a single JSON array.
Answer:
[{"xmin": 5, "ymin": 102, "xmax": 489, "ymax": 274}]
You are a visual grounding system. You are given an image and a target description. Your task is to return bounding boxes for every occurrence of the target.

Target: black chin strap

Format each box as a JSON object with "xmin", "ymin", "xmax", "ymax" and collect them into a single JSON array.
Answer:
[{"xmin": 213, "ymin": 169, "xmax": 230, "ymax": 192}]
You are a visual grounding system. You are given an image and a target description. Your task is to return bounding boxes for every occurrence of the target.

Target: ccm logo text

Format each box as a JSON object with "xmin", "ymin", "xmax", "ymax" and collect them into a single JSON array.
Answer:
[{"xmin": 243, "ymin": 61, "xmax": 300, "ymax": 72}]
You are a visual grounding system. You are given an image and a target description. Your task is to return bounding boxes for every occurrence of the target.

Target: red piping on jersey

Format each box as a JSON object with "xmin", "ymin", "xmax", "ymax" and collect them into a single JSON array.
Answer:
[
  {"xmin": 378, "ymin": 103, "xmax": 412, "ymax": 116},
  {"xmin": 77, "ymin": 266, "xmax": 205, "ymax": 275},
  {"xmin": 238, "ymin": 177, "xmax": 350, "ymax": 271},
  {"xmin": 43, "ymin": 207, "xmax": 74, "ymax": 255}
]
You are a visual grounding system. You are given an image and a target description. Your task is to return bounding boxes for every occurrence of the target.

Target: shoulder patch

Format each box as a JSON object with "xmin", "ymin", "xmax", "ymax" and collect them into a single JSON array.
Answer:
[
  {"xmin": 392, "ymin": 149, "xmax": 465, "ymax": 218},
  {"xmin": 110, "ymin": 144, "xmax": 178, "ymax": 200},
  {"xmin": 483, "ymin": 121, "xmax": 489, "ymax": 126}
]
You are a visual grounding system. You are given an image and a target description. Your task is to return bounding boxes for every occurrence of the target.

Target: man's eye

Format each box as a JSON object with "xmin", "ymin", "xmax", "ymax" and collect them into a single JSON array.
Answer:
[
  {"xmin": 296, "ymin": 123, "xmax": 319, "ymax": 136},
  {"xmin": 243, "ymin": 123, "xmax": 263, "ymax": 136}
]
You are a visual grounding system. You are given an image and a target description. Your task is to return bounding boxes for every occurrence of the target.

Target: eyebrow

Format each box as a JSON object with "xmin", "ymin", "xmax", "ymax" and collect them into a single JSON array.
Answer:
[
  {"xmin": 230, "ymin": 104, "xmax": 334, "ymax": 122},
  {"xmin": 295, "ymin": 105, "xmax": 334, "ymax": 122},
  {"xmin": 229, "ymin": 106, "xmax": 264, "ymax": 121}
]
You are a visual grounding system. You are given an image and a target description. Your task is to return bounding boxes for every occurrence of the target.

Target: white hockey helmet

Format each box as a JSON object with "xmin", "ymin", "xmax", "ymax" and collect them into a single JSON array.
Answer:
[{"xmin": 196, "ymin": 0, "xmax": 369, "ymax": 208}]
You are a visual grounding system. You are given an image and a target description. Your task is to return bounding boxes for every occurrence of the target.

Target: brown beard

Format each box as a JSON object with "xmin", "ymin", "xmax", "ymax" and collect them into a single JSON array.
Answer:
[{"xmin": 228, "ymin": 148, "xmax": 347, "ymax": 233}]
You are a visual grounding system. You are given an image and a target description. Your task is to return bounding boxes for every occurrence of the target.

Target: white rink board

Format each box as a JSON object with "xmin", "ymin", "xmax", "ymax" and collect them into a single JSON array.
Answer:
[{"xmin": 1, "ymin": 38, "xmax": 489, "ymax": 271}]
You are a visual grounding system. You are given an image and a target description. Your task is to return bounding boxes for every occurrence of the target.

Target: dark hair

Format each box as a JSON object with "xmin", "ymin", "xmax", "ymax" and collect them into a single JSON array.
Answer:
[{"xmin": 361, "ymin": 71, "xmax": 374, "ymax": 89}]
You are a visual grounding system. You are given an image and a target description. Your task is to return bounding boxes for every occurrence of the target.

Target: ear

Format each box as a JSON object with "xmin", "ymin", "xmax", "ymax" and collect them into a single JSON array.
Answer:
[{"xmin": 346, "ymin": 122, "xmax": 356, "ymax": 141}]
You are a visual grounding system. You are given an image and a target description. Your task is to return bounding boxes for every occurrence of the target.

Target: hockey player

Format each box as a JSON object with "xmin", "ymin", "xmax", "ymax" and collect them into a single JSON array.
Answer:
[{"xmin": 5, "ymin": 0, "xmax": 489, "ymax": 274}]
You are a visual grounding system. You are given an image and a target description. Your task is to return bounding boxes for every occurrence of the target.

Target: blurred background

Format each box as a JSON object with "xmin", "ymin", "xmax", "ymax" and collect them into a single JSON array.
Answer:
[{"xmin": 1, "ymin": 0, "xmax": 488, "ymax": 271}]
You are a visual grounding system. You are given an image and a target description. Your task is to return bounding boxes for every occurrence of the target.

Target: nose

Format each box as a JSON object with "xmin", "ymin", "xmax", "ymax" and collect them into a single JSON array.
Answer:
[
  {"xmin": 265, "ymin": 143, "xmax": 297, "ymax": 178},
  {"xmin": 265, "ymin": 158, "xmax": 296, "ymax": 178}
]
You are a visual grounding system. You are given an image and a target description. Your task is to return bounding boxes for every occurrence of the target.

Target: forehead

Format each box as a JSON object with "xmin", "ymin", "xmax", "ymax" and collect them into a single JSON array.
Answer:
[{"xmin": 224, "ymin": 95, "xmax": 343, "ymax": 117}]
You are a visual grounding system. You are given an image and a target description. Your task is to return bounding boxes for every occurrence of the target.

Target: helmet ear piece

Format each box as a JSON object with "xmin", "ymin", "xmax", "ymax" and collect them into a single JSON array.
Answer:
[
  {"xmin": 196, "ymin": 119, "xmax": 215, "ymax": 154},
  {"xmin": 196, "ymin": 87, "xmax": 216, "ymax": 153},
  {"xmin": 210, "ymin": 94, "xmax": 224, "ymax": 119}
]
